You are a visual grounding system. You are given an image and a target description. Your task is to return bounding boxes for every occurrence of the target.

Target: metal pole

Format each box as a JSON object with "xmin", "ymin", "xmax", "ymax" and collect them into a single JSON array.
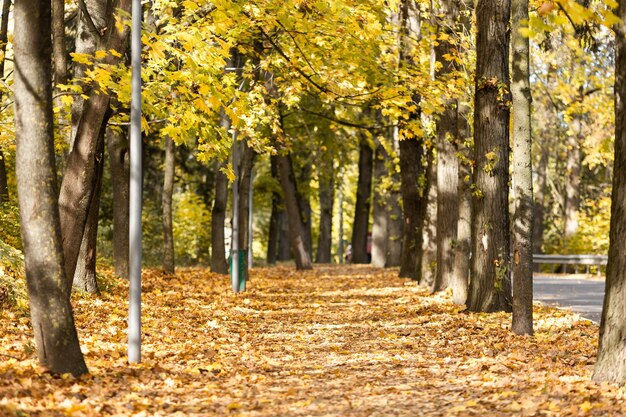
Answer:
[
  {"xmin": 231, "ymin": 135, "xmax": 240, "ymax": 292},
  {"xmin": 248, "ymin": 169, "xmax": 254, "ymax": 269},
  {"xmin": 128, "ymin": 0, "xmax": 142, "ymax": 364}
]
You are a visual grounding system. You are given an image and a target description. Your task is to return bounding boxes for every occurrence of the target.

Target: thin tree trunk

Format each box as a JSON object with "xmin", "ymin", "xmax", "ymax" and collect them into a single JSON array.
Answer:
[
  {"xmin": 72, "ymin": 122, "xmax": 106, "ymax": 293},
  {"xmin": 532, "ymin": 142, "xmax": 549, "ymax": 255},
  {"xmin": 351, "ymin": 134, "xmax": 374, "ymax": 264},
  {"xmin": 211, "ymin": 158, "xmax": 229, "ymax": 274},
  {"xmin": 453, "ymin": 155, "xmax": 471, "ymax": 305},
  {"xmin": 14, "ymin": 0, "xmax": 88, "ymax": 376},
  {"xmin": 58, "ymin": 0, "xmax": 131, "ymax": 294},
  {"xmin": 297, "ymin": 158, "xmax": 313, "ymax": 257},
  {"xmin": 0, "ymin": 0, "xmax": 12, "ymax": 203},
  {"xmin": 371, "ymin": 140, "xmax": 389, "ymax": 268},
  {"xmin": 276, "ymin": 153, "xmax": 312, "ymax": 270},
  {"xmin": 511, "ymin": 0, "xmax": 534, "ymax": 335},
  {"xmin": 421, "ymin": 150, "xmax": 437, "ymax": 288},
  {"xmin": 398, "ymin": 136, "xmax": 426, "ymax": 279},
  {"xmin": 267, "ymin": 156, "xmax": 280, "ymax": 264},
  {"xmin": 564, "ymin": 128, "xmax": 581, "ymax": 247},
  {"xmin": 162, "ymin": 136, "xmax": 175, "ymax": 274},
  {"xmin": 52, "ymin": 0, "xmax": 67, "ymax": 87},
  {"xmin": 316, "ymin": 161, "xmax": 334, "ymax": 263},
  {"xmin": 277, "ymin": 210, "xmax": 291, "ymax": 261},
  {"xmin": 386, "ymin": 190, "xmax": 403, "ymax": 267},
  {"xmin": 237, "ymin": 142, "xmax": 255, "ymax": 256},
  {"xmin": 107, "ymin": 126, "xmax": 129, "ymax": 278},
  {"xmin": 466, "ymin": 0, "xmax": 512, "ymax": 312},
  {"xmin": 592, "ymin": 0, "xmax": 626, "ymax": 383}
]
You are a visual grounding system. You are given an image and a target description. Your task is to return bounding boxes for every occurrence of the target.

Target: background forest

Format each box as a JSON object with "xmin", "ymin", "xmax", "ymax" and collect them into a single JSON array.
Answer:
[{"xmin": 2, "ymin": 0, "xmax": 626, "ymax": 396}]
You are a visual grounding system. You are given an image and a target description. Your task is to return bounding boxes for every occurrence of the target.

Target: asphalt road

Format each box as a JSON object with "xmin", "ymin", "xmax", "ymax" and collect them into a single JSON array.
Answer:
[{"xmin": 533, "ymin": 274, "xmax": 605, "ymax": 324}]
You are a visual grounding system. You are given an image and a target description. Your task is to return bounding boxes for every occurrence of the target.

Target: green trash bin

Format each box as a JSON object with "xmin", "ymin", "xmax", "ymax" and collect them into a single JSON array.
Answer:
[{"xmin": 229, "ymin": 249, "xmax": 248, "ymax": 292}]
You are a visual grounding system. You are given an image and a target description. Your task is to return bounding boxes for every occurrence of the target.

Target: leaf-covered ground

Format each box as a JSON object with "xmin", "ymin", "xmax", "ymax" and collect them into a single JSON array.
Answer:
[{"xmin": 1, "ymin": 265, "xmax": 625, "ymax": 416}]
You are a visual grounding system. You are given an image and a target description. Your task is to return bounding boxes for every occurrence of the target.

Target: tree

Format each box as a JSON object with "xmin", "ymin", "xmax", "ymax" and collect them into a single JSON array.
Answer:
[
  {"xmin": 351, "ymin": 132, "xmax": 374, "ymax": 264},
  {"xmin": 511, "ymin": 0, "xmax": 534, "ymax": 335},
  {"xmin": 371, "ymin": 139, "xmax": 389, "ymax": 268},
  {"xmin": 0, "ymin": 0, "xmax": 10, "ymax": 204},
  {"xmin": 592, "ymin": 0, "xmax": 626, "ymax": 383},
  {"xmin": 13, "ymin": 0, "xmax": 87, "ymax": 376},
  {"xmin": 107, "ymin": 126, "xmax": 130, "ymax": 278},
  {"xmin": 466, "ymin": 0, "xmax": 513, "ymax": 312},
  {"xmin": 162, "ymin": 136, "xmax": 175, "ymax": 275}
]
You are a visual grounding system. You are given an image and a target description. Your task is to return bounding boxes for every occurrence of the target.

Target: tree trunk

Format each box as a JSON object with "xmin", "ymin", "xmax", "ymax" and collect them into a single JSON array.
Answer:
[
  {"xmin": 0, "ymin": 150, "xmax": 6, "ymax": 203},
  {"xmin": 211, "ymin": 158, "xmax": 229, "ymax": 274},
  {"xmin": 421, "ymin": 150, "xmax": 437, "ymax": 289},
  {"xmin": 511, "ymin": 0, "xmax": 534, "ymax": 335},
  {"xmin": 277, "ymin": 210, "xmax": 291, "ymax": 261},
  {"xmin": 52, "ymin": 0, "xmax": 67, "ymax": 87},
  {"xmin": 433, "ymin": 0, "xmax": 461, "ymax": 292},
  {"xmin": 107, "ymin": 126, "xmax": 129, "ymax": 278},
  {"xmin": 351, "ymin": 134, "xmax": 374, "ymax": 264},
  {"xmin": 297, "ymin": 158, "xmax": 313, "ymax": 257},
  {"xmin": 466, "ymin": 0, "xmax": 512, "ymax": 312},
  {"xmin": 237, "ymin": 142, "xmax": 255, "ymax": 255},
  {"xmin": 162, "ymin": 136, "xmax": 175, "ymax": 275},
  {"xmin": 276, "ymin": 153, "xmax": 312, "ymax": 270},
  {"xmin": 267, "ymin": 156, "xmax": 280, "ymax": 264},
  {"xmin": 14, "ymin": 0, "xmax": 88, "ymax": 376},
  {"xmin": 564, "ymin": 128, "xmax": 581, "ymax": 248},
  {"xmin": 316, "ymin": 160, "xmax": 334, "ymax": 263},
  {"xmin": 386, "ymin": 190, "xmax": 403, "ymax": 267},
  {"xmin": 58, "ymin": 0, "xmax": 131, "ymax": 294},
  {"xmin": 0, "ymin": 0, "xmax": 12, "ymax": 203},
  {"xmin": 532, "ymin": 142, "xmax": 549, "ymax": 255},
  {"xmin": 371, "ymin": 140, "xmax": 389, "ymax": 268},
  {"xmin": 398, "ymin": 136, "xmax": 426, "ymax": 279},
  {"xmin": 592, "ymin": 1, "xmax": 626, "ymax": 383},
  {"xmin": 72, "ymin": 125, "xmax": 106, "ymax": 293},
  {"xmin": 453, "ymin": 155, "xmax": 471, "ymax": 305}
]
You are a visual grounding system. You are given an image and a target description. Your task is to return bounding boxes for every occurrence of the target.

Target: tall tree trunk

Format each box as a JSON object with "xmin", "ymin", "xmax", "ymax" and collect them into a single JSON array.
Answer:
[
  {"xmin": 107, "ymin": 126, "xmax": 129, "ymax": 278},
  {"xmin": 433, "ymin": 0, "xmax": 461, "ymax": 292},
  {"xmin": 511, "ymin": 0, "xmax": 534, "ymax": 335},
  {"xmin": 277, "ymin": 210, "xmax": 291, "ymax": 261},
  {"xmin": 453, "ymin": 155, "xmax": 471, "ymax": 305},
  {"xmin": 276, "ymin": 153, "xmax": 312, "ymax": 270},
  {"xmin": 237, "ymin": 142, "xmax": 255, "ymax": 256},
  {"xmin": 58, "ymin": 0, "xmax": 131, "ymax": 294},
  {"xmin": 297, "ymin": 158, "xmax": 313, "ymax": 257},
  {"xmin": 52, "ymin": 0, "xmax": 67, "ymax": 87},
  {"xmin": 592, "ymin": 1, "xmax": 626, "ymax": 383},
  {"xmin": 316, "ymin": 160, "xmax": 334, "ymax": 263},
  {"xmin": 72, "ymin": 122, "xmax": 106, "ymax": 293},
  {"xmin": 371, "ymin": 140, "xmax": 389, "ymax": 268},
  {"xmin": 351, "ymin": 134, "xmax": 374, "ymax": 264},
  {"xmin": 398, "ymin": 136, "xmax": 426, "ymax": 279},
  {"xmin": 564, "ymin": 128, "xmax": 581, "ymax": 248},
  {"xmin": 0, "ymin": 0, "xmax": 12, "ymax": 203},
  {"xmin": 386, "ymin": 190, "xmax": 403, "ymax": 267},
  {"xmin": 211, "ymin": 159, "xmax": 229, "ymax": 274},
  {"xmin": 0, "ymin": 150, "xmax": 6, "ymax": 203},
  {"xmin": 532, "ymin": 142, "xmax": 549, "ymax": 254},
  {"xmin": 466, "ymin": 0, "xmax": 512, "ymax": 312},
  {"xmin": 267, "ymin": 156, "xmax": 280, "ymax": 264},
  {"xmin": 162, "ymin": 136, "xmax": 175, "ymax": 274},
  {"xmin": 421, "ymin": 150, "xmax": 437, "ymax": 288},
  {"xmin": 14, "ymin": 0, "xmax": 88, "ymax": 376}
]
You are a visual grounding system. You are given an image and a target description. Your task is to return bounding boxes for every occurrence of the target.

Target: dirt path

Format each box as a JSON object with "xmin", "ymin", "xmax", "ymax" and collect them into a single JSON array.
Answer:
[{"xmin": 0, "ymin": 265, "xmax": 624, "ymax": 416}]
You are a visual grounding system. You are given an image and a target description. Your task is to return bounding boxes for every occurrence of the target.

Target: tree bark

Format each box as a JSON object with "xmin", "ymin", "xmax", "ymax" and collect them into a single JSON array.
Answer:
[
  {"xmin": 453, "ymin": 155, "xmax": 471, "ymax": 305},
  {"xmin": 211, "ymin": 158, "xmax": 229, "ymax": 274},
  {"xmin": 592, "ymin": 1, "xmax": 626, "ymax": 383},
  {"xmin": 316, "ymin": 159, "xmax": 334, "ymax": 263},
  {"xmin": 532, "ymin": 142, "xmax": 549, "ymax": 255},
  {"xmin": 58, "ymin": 0, "xmax": 131, "ymax": 295},
  {"xmin": 162, "ymin": 136, "xmax": 175, "ymax": 275},
  {"xmin": 14, "ymin": 0, "xmax": 88, "ymax": 376},
  {"xmin": 351, "ymin": 134, "xmax": 374, "ymax": 264},
  {"xmin": 564, "ymin": 127, "xmax": 581, "ymax": 248},
  {"xmin": 52, "ymin": 0, "xmax": 67, "ymax": 87},
  {"xmin": 276, "ymin": 153, "xmax": 312, "ymax": 270},
  {"xmin": 267, "ymin": 156, "xmax": 280, "ymax": 264},
  {"xmin": 371, "ymin": 140, "xmax": 389, "ymax": 268},
  {"xmin": 72, "ymin": 124, "xmax": 106, "ymax": 293},
  {"xmin": 421, "ymin": 150, "xmax": 437, "ymax": 289},
  {"xmin": 386, "ymin": 190, "xmax": 403, "ymax": 267},
  {"xmin": 0, "ymin": 0, "xmax": 12, "ymax": 203},
  {"xmin": 466, "ymin": 0, "xmax": 513, "ymax": 312},
  {"xmin": 107, "ymin": 126, "xmax": 129, "ymax": 278},
  {"xmin": 277, "ymin": 210, "xmax": 291, "ymax": 261},
  {"xmin": 398, "ymin": 136, "xmax": 426, "ymax": 279},
  {"xmin": 511, "ymin": 0, "xmax": 534, "ymax": 335},
  {"xmin": 297, "ymin": 158, "xmax": 313, "ymax": 257},
  {"xmin": 237, "ymin": 141, "xmax": 255, "ymax": 255}
]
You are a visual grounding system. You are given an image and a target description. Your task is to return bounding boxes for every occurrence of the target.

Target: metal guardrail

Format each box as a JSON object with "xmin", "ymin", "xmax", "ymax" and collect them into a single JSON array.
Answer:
[{"xmin": 533, "ymin": 254, "xmax": 608, "ymax": 275}]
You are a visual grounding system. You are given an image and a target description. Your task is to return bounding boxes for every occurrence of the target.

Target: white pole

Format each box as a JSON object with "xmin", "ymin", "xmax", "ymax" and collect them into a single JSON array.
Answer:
[
  {"xmin": 128, "ymin": 0, "xmax": 142, "ymax": 364},
  {"xmin": 231, "ymin": 135, "xmax": 240, "ymax": 292}
]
